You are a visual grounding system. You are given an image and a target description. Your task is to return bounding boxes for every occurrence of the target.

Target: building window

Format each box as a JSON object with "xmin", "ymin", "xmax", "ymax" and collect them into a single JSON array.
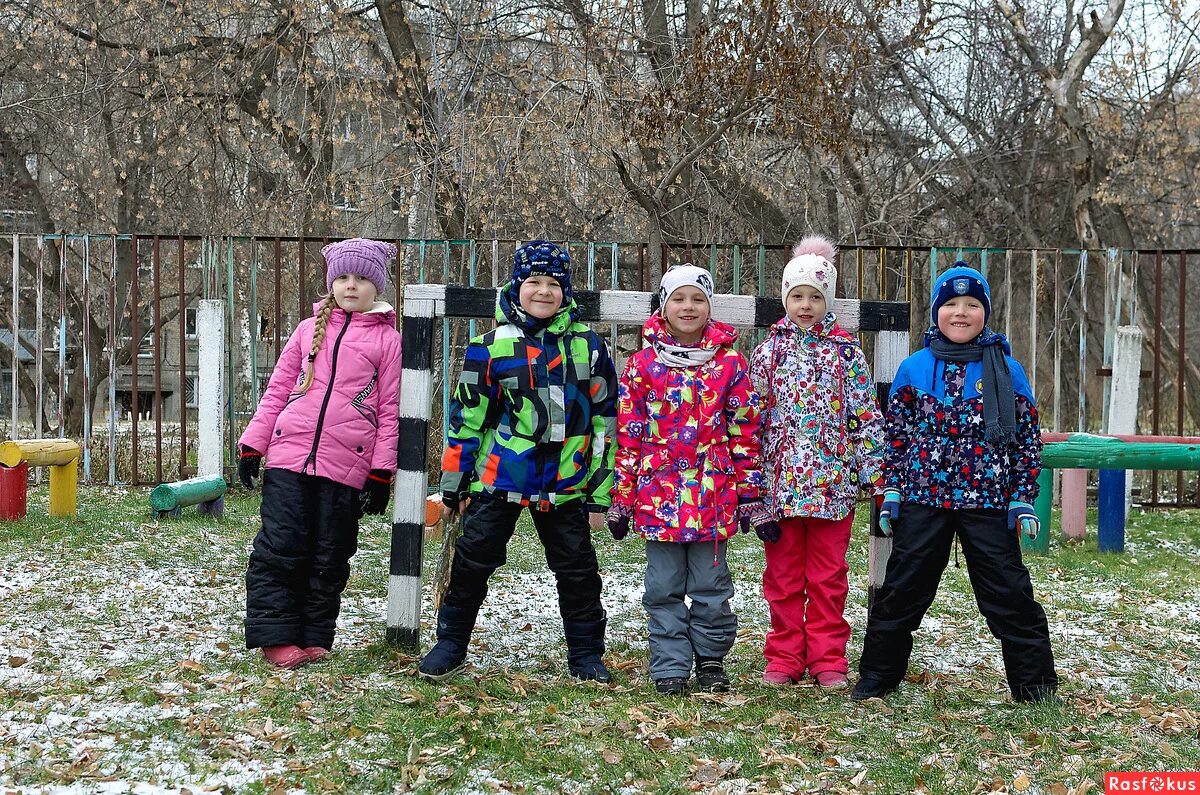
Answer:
[{"xmin": 184, "ymin": 374, "xmax": 198, "ymax": 408}]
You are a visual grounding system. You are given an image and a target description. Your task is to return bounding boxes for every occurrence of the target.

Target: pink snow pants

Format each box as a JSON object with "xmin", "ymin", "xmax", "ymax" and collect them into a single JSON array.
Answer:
[{"xmin": 762, "ymin": 511, "xmax": 855, "ymax": 678}]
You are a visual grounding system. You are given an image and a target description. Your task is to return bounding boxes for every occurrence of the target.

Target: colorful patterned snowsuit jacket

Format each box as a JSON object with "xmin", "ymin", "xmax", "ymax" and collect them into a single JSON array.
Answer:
[
  {"xmin": 440, "ymin": 294, "xmax": 617, "ymax": 511},
  {"xmin": 612, "ymin": 315, "xmax": 765, "ymax": 543}
]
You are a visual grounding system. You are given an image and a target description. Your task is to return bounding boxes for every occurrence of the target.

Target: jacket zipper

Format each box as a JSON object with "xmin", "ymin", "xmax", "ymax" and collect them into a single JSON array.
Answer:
[{"xmin": 304, "ymin": 312, "xmax": 353, "ymax": 474}]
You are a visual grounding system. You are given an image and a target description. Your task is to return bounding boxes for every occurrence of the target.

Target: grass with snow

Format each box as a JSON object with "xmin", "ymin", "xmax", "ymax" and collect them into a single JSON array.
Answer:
[{"xmin": 1, "ymin": 485, "xmax": 1197, "ymax": 794}]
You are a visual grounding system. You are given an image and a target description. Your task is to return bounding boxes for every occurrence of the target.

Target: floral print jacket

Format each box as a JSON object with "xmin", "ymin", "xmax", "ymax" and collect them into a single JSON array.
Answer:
[
  {"xmin": 749, "ymin": 314, "xmax": 886, "ymax": 521},
  {"xmin": 612, "ymin": 314, "xmax": 765, "ymax": 543}
]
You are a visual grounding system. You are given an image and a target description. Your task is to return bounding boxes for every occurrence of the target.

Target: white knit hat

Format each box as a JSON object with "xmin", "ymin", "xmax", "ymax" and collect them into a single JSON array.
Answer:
[
  {"xmin": 658, "ymin": 264, "xmax": 714, "ymax": 309},
  {"xmin": 781, "ymin": 235, "xmax": 838, "ymax": 309}
]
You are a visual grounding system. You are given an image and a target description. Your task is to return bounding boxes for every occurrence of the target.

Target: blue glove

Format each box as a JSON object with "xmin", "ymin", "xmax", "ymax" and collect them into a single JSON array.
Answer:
[
  {"xmin": 877, "ymin": 489, "xmax": 901, "ymax": 537},
  {"xmin": 1008, "ymin": 501, "xmax": 1040, "ymax": 540}
]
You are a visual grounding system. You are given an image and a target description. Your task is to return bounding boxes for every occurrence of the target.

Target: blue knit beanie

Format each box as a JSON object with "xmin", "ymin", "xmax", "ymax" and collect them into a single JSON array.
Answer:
[
  {"xmin": 930, "ymin": 263, "xmax": 991, "ymax": 325},
  {"xmin": 511, "ymin": 240, "xmax": 572, "ymax": 302}
]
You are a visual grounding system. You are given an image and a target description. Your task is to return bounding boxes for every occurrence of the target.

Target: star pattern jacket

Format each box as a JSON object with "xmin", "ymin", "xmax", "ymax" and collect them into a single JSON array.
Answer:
[{"xmin": 882, "ymin": 338, "xmax": 1042, "ymax": 509}]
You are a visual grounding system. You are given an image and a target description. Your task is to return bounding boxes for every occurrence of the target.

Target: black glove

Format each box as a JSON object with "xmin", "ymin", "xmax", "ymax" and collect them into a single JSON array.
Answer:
[
  {"xmin": 755, "ymin": 520, "xmax": 782, "ymax": 544},
  {"xmin": 606, "ymin": 508, "xmax": 630, "ymax": 541},
  {"xmin": 360, "ymin": 469, "xmax": 393, "ymax": 515},
  {"xmin": 238, "ymin": 445, "xmax": 262, "ymax": 489}
]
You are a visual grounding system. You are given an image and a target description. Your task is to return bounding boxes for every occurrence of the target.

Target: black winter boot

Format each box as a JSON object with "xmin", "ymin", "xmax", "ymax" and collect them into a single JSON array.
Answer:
[
  {"xmin": 850, "ymin": 676, "xmax": 897, "ymax": 701},
  {"xmin": 418, "ymin": 605, "xmax": 478, "ymax": 681},
  {"xmin": 563, "ymin": 617, "xmax": 612, "ymax": 683},
  {"xmin": 694, "ymin": 656, "xmax": 731, "ymax": 692}
]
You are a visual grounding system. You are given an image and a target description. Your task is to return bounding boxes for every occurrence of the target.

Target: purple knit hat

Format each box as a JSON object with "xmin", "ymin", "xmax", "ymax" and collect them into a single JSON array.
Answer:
[{"xmin": 323, "ymin": 238, "xmax": 396, "ymax": 295}]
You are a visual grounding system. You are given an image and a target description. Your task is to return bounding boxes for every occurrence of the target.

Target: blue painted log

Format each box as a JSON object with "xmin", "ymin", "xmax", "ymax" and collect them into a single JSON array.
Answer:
[{"xmin": 1097, "ymin": 469, "xmax": 1126, "ymax": 553}]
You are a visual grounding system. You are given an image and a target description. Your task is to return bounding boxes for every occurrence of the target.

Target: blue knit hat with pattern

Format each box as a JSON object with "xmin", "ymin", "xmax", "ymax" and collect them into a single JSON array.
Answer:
[
  {"xmin": 511, "ymin": 240, "xmax": 572, "ymax": 301},
  {"xmin": 930, "ymin": 263, "xmax": 991, "ymax": 325}
]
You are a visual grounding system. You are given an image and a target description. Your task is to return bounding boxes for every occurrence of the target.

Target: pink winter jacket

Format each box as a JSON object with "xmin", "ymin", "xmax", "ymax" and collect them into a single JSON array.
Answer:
[{"xmin": 239, "ymin": 301, "xmax": 402, "ymax": 490}]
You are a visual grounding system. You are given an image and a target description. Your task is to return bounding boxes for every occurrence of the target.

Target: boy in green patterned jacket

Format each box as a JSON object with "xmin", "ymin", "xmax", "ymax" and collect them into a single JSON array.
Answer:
[{"xmin": 418, "ymin": 240, "xmax": 618, "ymax": 683}]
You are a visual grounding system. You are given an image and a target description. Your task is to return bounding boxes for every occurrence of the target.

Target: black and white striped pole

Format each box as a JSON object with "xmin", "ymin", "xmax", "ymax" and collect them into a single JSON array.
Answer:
[
  {"xmin": 385, "ymin": 283, "xmax": 910, "ymax": 648},
  {"xmin": 387, "ymin": 286, "xmax": 437, "ymax": 649}
]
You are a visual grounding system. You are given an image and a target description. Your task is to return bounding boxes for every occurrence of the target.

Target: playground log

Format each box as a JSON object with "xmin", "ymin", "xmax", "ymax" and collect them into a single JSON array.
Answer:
[
  {"xmin": 1032, "ymin": 433, "xmax": 1200, "ymax": 554},
  {"xmin": 0, "ymin": 439, "xmax": 81, "ymax": 518},
  {"xmin": 149, "ymin": 474, "xmax": 228, "ymax": 519}
]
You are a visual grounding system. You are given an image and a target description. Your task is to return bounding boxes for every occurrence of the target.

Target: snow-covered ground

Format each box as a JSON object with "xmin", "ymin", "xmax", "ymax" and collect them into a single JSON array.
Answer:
[{"xmin": 2, "ymin": 504, "xmax": 1198, "ymax": 794}]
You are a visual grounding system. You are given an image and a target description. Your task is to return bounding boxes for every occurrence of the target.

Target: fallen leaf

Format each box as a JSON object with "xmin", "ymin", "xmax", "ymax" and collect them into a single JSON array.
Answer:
[
  {"xmin": 644, "ymin": 733, "xmax": 672, "ymax": 751},
  {"xmin": 602, "ymin": 750, "xmax": 622, "ymax": 764},
  {"xmin": 1014, "ymin": 773, "xmax": 1031, "ymax": 791},
  {"xmin": 8, "ymin": 657, "xmax": 27, "ymax": 668},
  {"xmin": 850, "ymin": 769, "xmax": 868, "ymax": 787}
]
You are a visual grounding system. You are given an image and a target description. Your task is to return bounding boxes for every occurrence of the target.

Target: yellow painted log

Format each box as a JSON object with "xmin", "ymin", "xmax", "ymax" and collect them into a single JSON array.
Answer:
[
  {"xmin": 0, "ymin": 439, "xmax": 80, "ymax": 467},
  {"xmin": 48, "ymin": 456, "xmax": 78, "ymax": 517}
]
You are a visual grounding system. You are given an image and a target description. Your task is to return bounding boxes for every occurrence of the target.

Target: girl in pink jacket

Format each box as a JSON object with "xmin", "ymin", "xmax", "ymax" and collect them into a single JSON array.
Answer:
[{"xmin": 238, "ymin": 239, "xmax": 402, "ymax": 670}]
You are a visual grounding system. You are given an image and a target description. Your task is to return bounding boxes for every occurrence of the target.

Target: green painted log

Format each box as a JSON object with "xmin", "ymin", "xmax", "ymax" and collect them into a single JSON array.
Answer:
[
  {"xmin": 1042, "ymin": 433, "xmax": 1200, "ymax": 470},
  {"xmin": 150, "ymin": 475, "xmax": 228, "ymax": 513}
]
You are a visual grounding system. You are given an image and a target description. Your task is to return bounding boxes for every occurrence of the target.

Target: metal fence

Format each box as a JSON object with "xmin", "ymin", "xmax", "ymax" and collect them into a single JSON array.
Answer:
[{"xmin": 2, "ymin": 234, "xmax": 1195, "ymax": 506}]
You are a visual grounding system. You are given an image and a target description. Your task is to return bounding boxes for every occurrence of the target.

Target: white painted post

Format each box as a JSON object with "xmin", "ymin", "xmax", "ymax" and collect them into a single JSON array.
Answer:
[
  {"xmin": 196, "ymin": 300, "xmax": 226, "ymax": 478},
  {"xmin": 1108, "ymin": 326, "xmax": 1144, "ymax": 519},
  {"xmin": 867, "ymin": 329, "xmax": 911, "ymax": 610},
  {"xmin": 11, "ymin": 234, "xmax": 19, "ymax": 436}
]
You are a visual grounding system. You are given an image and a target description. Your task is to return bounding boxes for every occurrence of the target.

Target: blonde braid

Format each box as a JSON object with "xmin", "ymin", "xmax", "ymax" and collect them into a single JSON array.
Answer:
[{"xmin": 295, "ymin": 294, "xmax": 338, "ymax": 394}]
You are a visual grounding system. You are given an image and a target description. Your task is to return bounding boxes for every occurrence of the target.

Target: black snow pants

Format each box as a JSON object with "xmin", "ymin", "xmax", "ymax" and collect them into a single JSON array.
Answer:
[
  {"xmin": 442, "ymin": 493, "xmax": 605, "ymax": 622},
  {"xmin": 244, "ymin": 468, "xmax": 361, "ymax": 650},
  {"xmin": 858, "ymin": 503, "xmax": 1059, "ymax": 700}
]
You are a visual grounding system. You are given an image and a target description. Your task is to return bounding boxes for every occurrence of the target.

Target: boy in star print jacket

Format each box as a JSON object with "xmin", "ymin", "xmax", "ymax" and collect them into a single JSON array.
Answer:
[{"xmin": 853, "ymin": 263, "xmax": 1058, "ymax": 704}]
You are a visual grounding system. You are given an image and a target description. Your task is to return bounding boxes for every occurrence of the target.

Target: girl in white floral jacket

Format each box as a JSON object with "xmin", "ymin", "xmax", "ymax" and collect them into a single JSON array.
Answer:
[{"xmin": 748, "ymin": 236, "xmax": 886, "ymax": 689}]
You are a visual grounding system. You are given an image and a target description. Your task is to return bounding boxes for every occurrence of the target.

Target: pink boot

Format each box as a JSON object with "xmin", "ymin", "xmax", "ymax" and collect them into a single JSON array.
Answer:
[
  {"xmin": 303, "ymin": 647, "xmax": 330, "ymax": 663},
  {"xmin": 261, "ymin": 645, "xmax": 309, "ymax": 669}
]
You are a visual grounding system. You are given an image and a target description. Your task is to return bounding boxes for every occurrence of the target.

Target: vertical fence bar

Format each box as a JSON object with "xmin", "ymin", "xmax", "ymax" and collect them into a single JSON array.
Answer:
[
  {"xmin": 81, "ymin": 236, "xmax": 91, "ymax": 482},
  {"xmin": 1151, "ymin": 251, "xmax": 1162, "ymax": 504},
  {"xmin": 1004, "ymin": 249, "xmax": 1012, "ymax": 340},
  {"xmin": 130, "ymin": 234, "xmax": 140, "ymax": 485},
  {"xmin": 1053, "ymin": 250, "xmax": 1062, "ymax": 432},
  {"xmin": 178, "ymin": 236, "xmax": 187, "ymax": 480},
  {"xmin": 609, "ymin": 243, "xmax": 618, "ymax": 353},
  {"xmin": 1101, "ymin": 248, "xmax": 1117, "ymax": 431},
  {"xmin": 298, "ymin": 237, "xmax": 306, "ymax": 333},
  {"xmin": 1177, "ymin": 251, "xmax": 1187, "ymax": 506},
  {"xmin": 929, "ymin": 247, "xmax": 938, "ymax": 301},
  {"xmin": 441, "ymin": 242, "xmax": 451, "ymax": 445},
  {"xmin": 1029, "ymin": 250, "xmax": 1038, "ymax": 398},
  {"xmin": 153, "ymin": 236, "xmax": 163, "ymax": 484},
  {"xmin": 35, "ymin": 237, "xmax": 43, "ymax": 447},
  {"xmin": 1077, "ymin": 250, "xmax": 1088, "ymax": 433},
  {"xmin": 250, "ymin": 239, "xmax": 260, "ymax": 407},
  {"xmin": 11, "ymin": 234, "xmax": 19, "ymax": 436},
  {"xmin": 467, "ymin": 240, "xmax": 476, "ymax": 337},
  {"xmin": 226, "ymin": 237, "xmax": 237, "ymax": 467},
  {"xmin": 108, "ymin": 238, "xmax": 117, "ymax": 485},
  {"xmin": 273, "ymin": 238, "xmax": 282, "ymax": 362}
]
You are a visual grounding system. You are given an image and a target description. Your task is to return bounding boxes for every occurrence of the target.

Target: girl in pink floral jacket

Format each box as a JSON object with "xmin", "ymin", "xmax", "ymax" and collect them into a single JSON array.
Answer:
[
  {"xmin": 607, "ymin": 264, "xmax": 766, "ymax": 695},
  {"xmin": 749, "ymin": 236, "xmax": 885, "ymax": 690}
]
